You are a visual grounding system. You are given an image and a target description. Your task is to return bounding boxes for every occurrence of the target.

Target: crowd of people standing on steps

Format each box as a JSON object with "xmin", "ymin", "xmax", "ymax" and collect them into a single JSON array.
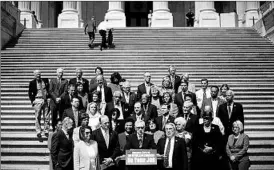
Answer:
[{"xmin": 28, "ymin": 65, "xmax": 250, "ymax": 170}]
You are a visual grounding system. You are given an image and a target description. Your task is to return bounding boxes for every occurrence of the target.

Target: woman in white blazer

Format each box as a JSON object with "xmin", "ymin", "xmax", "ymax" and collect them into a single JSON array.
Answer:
[
  {"xmin": 226, "ymin": 120, "xmax": 250, "ymax": 170},
  {"xmin": 74, "ymin": 126, "xmax": 100, "ymax": 170}
]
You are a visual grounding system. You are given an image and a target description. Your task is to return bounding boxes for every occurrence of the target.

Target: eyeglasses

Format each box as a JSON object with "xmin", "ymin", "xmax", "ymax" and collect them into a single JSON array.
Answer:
[{"xmin": 136, "ymin": 127, "xmax": 145, "ymax": 129}]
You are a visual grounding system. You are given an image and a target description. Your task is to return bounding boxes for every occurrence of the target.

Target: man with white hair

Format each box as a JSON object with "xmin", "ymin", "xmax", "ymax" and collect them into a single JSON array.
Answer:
[
  {"xmin": 179, "ymin": 101, "xmax": 199, "ymax": 133},
  {"xmin": 137, "ymin": 72, "xmax": 154, "ymax": 101},
  {"xmin": 167, "ymin": 65, "xmax": 181, "ymax": 93},
  {"xmin": 69, "ymin": 68, "xmax": 89, "ymax": 94},
  {"xmin": 90, "ymin": 74, "xmax": 113, "ymax": 103},
  {"xmin": 106, "ymin": 90, "xmax": 127, "ymax": 119},
  {"xmin": 28, "ymin": 70, "xmax": 50, "ymax": 139},
  {"xmin": 49, "ymin": 68, "xmax": 69, "ymax": 131},
  {"xmin": 218, "ymin": 90, "xmax": 244, "ymax": 139},
  {"xmin": 157, "ymin": 123, "xmax": 188, "ymax": 170},
  {"xmin": 121, "ymin": 81, "xmax": 137, "ymax": 116}
]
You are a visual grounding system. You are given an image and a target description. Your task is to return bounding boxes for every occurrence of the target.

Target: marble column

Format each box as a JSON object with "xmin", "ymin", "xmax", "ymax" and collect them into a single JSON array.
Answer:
[
  {"xmin": 236, "ymin": 2, "xmax": 246, "ymax": 27},
  {"xmin": 197, "ymin": 1, "xmax": 220, "ymax": 27},
  {"xmin": 105, "ymin": 1, "xmax": 126, "ymax": 28},
  {"xmin": 77, "ymin": 1, "xmax": 84, "ymax": 27},
  {"xmin": 245, "ymin": 1, "xmax": 260, "ymax": 27},
  {"xmin": 151, "ymin": 1, "xmax": 173, "ymax": 27},
  {"xmin": 194, "ymin": 1, "xmax": 200, "ymax": 27},
  {"xmin": 31, "ymin": 1, "xmax": 42, "ymax": 28},
  {"xmin": 58, "ymin": 1, "xmax": 79, "ymax": 28},
  {"xmin": 18, "ymin": 1, "xmax": 36, "ymax": 28}
]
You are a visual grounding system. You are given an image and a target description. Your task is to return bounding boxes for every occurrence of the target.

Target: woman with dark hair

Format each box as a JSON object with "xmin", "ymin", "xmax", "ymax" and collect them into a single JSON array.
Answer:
[
  {"xmin": 110, "ymin": 108, "xmax": 124, "ymax": 133},
  {"xmin": 74, "ymin": 126, "xmax": 100, "ymax": 170},
  {"xmin": 220, "ymin": 84, "xmax": 230, "ymax": 101},
  {"xmin": 226, "ymin": 120, "xmax": 250, "ymax": 170},
  {"xmin": 76, "ymin": 82, "xmax": 89, "ymax": 110},
  {"xmin": 145, "ymin": 118, "xmax": 165, "ymax": 144},
  {"xmin": 108, "ymin": 72, "xmax": 122, "ymax": 94},
  {"xmin": 90, "ymin": 90, "xmax": 106, "ymax": 115},
  {"xmin": 89, "ymin": 66, "xmax": 107, "ymax": 91},
  {"xmin": 185, "ymin": 93, "xmax": 201, "ymax": 117},
  {"xmin": 162, "ymin": 92, "xmax": 179, "ymax": 118}
]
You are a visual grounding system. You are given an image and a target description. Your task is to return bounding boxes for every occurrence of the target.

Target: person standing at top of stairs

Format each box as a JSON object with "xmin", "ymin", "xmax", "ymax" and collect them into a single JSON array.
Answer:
[
  {"xmin": 84, "ymin": 16, "xmax": 97, "ymax": 48},
  {"xmin": 98, "ymin": 19, "xmax": 109, "ymax": 51}
]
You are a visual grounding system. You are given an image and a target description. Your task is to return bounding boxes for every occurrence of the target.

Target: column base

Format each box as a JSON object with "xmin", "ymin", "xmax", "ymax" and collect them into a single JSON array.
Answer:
[
  {"xmin": 58, "ymin": 12, "xmax": 79, "ymax": 28},
  {"xmin": 105, "ymin": 11, "xmax": 126, "ymax": 28},
  {"xmin": 199, "ymin": 11, "xmax": 220, "ymax": 27},
  {"xmin": 151, "ymin": 11, "xmax": 173, "ymax": 27},
  {"xmin": 245, "ymin": 11, "xmax": 259, "ymax": 27},
  {"xmin": 79, "ymin": 19, "xmax": 84, "ymax": 28},
  {"xmin": 220, "ymin": 12, "xmax": 237, "ymax": 27},
  {"xmin": 20, "ymin": 12, "xmax": 36, "ymax": 28}
]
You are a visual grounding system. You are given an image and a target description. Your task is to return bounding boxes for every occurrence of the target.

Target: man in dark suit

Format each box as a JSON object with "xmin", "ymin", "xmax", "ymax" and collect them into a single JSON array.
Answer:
[
  {"xmin": 178, "ymin": 101, "xmax": 199, "ymax": 134},
  {"xmin": 218, "ymin": 90, "xmax": 244, "ymax": 140},
  {"xmin": 121, "ymin": 81, "xmax": 137, "ymax": 118},
  {"xmin": 51, "ymin": 117, "xmax": 74, "ymax": 170},
  {"xmin": 174, "ymin": 79, "xmax": 197, "ymax": 115},
  {"xmin": 167, "ymin": 65, "xmax": 181, "ymax": 94},
  {"xmin": 49, "ymin": 68, "xmax": 69, "ymax": 131},
  {"xmin": 137, "ymin": 72, "xmax": 154, "ymax": 101},
  {"xmin": 156, "ymin": 104, "xmax": 175, "ymax": 131},
  {"xmin": 91, "ymin": 115, "xmax": 120, "ymax": 170},
  {"xmin": 203, "ymin": 85, "xmax": 226, "ymax": 118},
  {"xmin": 157, "ymin": 123, "xmax": 188, "ymax": 170},
  {"xmin": 118, "ymin": 118, "xmax": 135, "ymax": 153},
  {"xmin": 69, "ymin": 68, "xmax": 89, "ymax": 94},
  {"xmin": 129, "ymin": 102, "xmax": 148, "ymax": 123},
  {"xmin": 62, "ymin": 97, "xmax": 83, "ymax": 127},
  {"xmin": 141, "ymin": 94, "xmax": 158, "ymax": 120},
  {"xmin": 90, "ymin": 75, "xmax": 113, "ymax": 103},
  {"xmin": 28, "ymin": 70, "xmax": 50, "ymax": 139},
  {"xmin": 106, "ymin": 91, "xmax": 128, "ymax": 119}
]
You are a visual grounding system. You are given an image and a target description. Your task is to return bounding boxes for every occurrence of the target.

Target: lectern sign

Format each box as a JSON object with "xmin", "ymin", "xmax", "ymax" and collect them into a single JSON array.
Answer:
[{"xmin": 126, "ymin": 149, "xmax": 157, "ymax": 165}]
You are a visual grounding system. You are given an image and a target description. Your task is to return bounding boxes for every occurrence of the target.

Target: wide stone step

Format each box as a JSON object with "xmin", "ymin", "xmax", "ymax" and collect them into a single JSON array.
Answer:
[{"xmin": 1, "ymin": 164, "xmax": 49, "ymax": 170}]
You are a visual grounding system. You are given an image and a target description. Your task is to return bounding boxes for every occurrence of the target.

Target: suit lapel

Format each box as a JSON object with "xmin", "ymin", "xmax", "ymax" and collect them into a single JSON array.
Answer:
[{"xmin": 98, "ymin": 129, "xmax": 108, "ymax": 149}]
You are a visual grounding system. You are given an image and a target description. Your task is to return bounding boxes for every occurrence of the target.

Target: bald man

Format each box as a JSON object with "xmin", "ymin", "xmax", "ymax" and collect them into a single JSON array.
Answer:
[
  {"xmin": 69, "ymin": 68, "xmax": 89, "ymax": 94},
  {"xmin": 178, "ymin": 101, "xmax": 199, "ymax": 133},
  {"xmin": 28, "ymin": 70, "xmax": 50, "ymax": 138}
]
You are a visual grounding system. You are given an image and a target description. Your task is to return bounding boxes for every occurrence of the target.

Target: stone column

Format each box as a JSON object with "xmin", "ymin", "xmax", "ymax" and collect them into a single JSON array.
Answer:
[
  {"xmin": 18, "ymin": 1, "xmax": 36, "ymax": 28},
  {"xmin": 77, "ymin": 1, "xmax": 84, "ymax": 28},
  {"xmin": 194, "ymin": 1, "xmax": 200, "ymax": 27},
  {"xmin": 236, "ymin": 2, "xmax": 246, "ymax": 27},
  {"xmin": 58, "ymin": 1, "xmax": 79, "ymax": 28},
  {"xmin": 105, "ymin": 1, "xmax": 126, "ymax": 28},
  {"xmin": 31, "ymin": 1, "xmax": 42, "ymax": 28},
  {"xmin": 245, "ymin": 1, "xmax": 260, "ymax": 27},
  {"xmin": 198, "ymin": 1, "xmax": 220, "ymax": 27},
  {"xmin": 151, "ymin": 1, "xmax": 173, "ymax": 27}
]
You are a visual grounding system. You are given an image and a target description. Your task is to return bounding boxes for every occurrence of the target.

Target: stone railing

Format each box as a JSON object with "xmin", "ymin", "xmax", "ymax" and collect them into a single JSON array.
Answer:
[
  {"xmin": 1, "ymin": 1, "xmax": 24, "ymax": 49},
  {"xmin": 258, "ymin": 1, "xmax": 273, "ymax": 17}
]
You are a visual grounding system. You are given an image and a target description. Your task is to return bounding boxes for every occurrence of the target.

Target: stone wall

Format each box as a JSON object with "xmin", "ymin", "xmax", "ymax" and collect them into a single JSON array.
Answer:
[{"xmin": 1, "ymin": 1, "xmax": 24, "ymax": 49}]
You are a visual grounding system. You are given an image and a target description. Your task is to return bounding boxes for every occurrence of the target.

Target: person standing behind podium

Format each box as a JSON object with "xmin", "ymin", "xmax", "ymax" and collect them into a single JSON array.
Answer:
[
  {"xmin": 157, "ymin": 123, "xmax": 188, "ymax": 170},
  {"xmin": 84, "ymin": 16, "xmax": 97, "ymax": 48},
  {"xmin": 98, "ymin": 19, "xmax": 108, "ymax": 51}
]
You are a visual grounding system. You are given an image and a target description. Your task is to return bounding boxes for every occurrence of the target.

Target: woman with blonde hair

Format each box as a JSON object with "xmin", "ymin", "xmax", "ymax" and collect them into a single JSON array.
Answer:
[
  {"xmin": 226, "ymin": 120, "xmax": 250, "ymax": 170},
  {"xmin": 74, "ymin": 126, "xmax": 100, "ymax": 170},
  {"xmin": 159, "ymin": 75, "xmax": 174, "ymax": 97},
  {"xmin": 86, "ymin": 102, "xmax": 101, "ymax": 131}
]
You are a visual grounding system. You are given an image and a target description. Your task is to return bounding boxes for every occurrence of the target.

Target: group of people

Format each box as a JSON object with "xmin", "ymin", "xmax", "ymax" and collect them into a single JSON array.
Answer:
[
  {"xmin": 84, "ymin": 16, "xmax": 114, "ymax": 51},
  {"xmin": 28, "ymin": 65, "xmax": 250, "ymax": 170}
]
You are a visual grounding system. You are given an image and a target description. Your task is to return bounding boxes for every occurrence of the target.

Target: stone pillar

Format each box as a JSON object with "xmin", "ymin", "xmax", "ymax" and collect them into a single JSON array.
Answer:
[
  {"xmin": 194, "ymin": 1, "xmax": 200, "ymax": 27},
  {"xmin": 105, "ymin": 1, "xmax": 126, "ymax": 28},
  {"xmin": 198, "ymin": 1, "xmax": 220, "ymax": 27},
  {"xmin": 18, "ymin": 1, "xmax": 36, "ymax": 28},
  {"xmin": 151, "ymin": 1, "xmax": 173, "ymax": 27},
  {"xmin": 245, "ymin": 1, "xmax": 260, "ymax": 27},
  {"xmin": 236, "ymin": 1, "xmax": 246, "ymax": 27},
  {"xmin": 77, "ymin": 1, "xmax": 84, "ymax": 28},
  {"xmin": 58, "ymin": 1, "xmax": 79, "ymax": 28},
  {"xmin": 31, "ymin": 1, "xmax": 42, "ymax": 28}
]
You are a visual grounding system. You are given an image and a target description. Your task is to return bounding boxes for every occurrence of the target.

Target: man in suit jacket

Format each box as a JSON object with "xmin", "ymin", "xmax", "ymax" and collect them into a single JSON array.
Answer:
[
  {"xmin": 195, "ymin": 78, "xmax": 211, "ymax": 110},
  {"xmin": 178, "ymin": 101, "xmax": 199, "ymax": 134},
  {"xmin": 90, "ymin": 75, "xmax": 113, "ymax": 103},
  {"xmin": 167, "ymin": 65, "xmax": 181, "ymax": 94},
  {"xmin": 203, "ymin": 85, "xmax": 226, "ymax": 118},
  {"xmin": 51, "ymin": 117, "xmax": 74, "ymax": 170},
  {"xmin": 118, "ymin": 118, "xmax": 135, "ymax": 152},
  {"xmin": 157, "ymin": 123, "xmax": 188, "ymax": 170},
  {"xmin": 91, "ymin": 115, "xmax": 120, "ymax": 170},
  {"xmin": 218, "ymin": 90, "xmax": 244, "ymax": 140},
  {"xmin": 180, "ymin": 73, "xmax": 196, "ymax": 93},
  {"xmin": 62, "ymin": 97, "xmax": 84, "ymax": 127},
  {"xmin": 141, "ymin": 94, "xmax": 158, "ymax": 120},
  {"xmin": 137, "ymin": 72, "xmax": 154, "ymax": 101},
  {"xmin": 174, "ymin": 80, "xmax": 197, "ymax": 115},
  {"xmin": 106, "ymin": 91, "xmax": 128, "ymax": 119},
  {"xmin": 28, "ymin": 70, "xmax": 50, "ymax": 138},
  {"xmin": 121, "ymin": 81, "xmax": 137, "ymax": 118},
  {"xmin": 49, "ymin": 68, "xmax": 69, "ymax": 131},
  {"xmin": 129, "ymin": 102, "xmax": 148, "ymax": 123},
  {"xmin": 69, "ymin": 68, "xmax": 89, "ymax": 94},
  {"xmin": 156, "ymin": 104, "xmax": 175, "ymax": 131}
]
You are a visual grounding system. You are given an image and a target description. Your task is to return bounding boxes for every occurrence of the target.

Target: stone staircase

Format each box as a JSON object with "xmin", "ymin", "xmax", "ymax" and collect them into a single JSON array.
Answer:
[{"xmin": 1, "ymin": 27, "xmax": 274, "ymax": 170}]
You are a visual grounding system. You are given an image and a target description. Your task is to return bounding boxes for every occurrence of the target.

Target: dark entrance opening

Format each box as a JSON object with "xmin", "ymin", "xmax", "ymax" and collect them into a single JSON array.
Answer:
[
  {"xmin": 54, "ymin": 1, "xmax": 63, "ymax": 27},
  {"xmin": 125, "ymin": 1, "xmax": 152, "ymax": 27}
]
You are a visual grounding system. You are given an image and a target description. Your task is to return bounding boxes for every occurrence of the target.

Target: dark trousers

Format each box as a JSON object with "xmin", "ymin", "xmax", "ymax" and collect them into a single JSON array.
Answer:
[
  {"xmin": 108, "ymin": 30, "xmax": 113, "ymax": 46},
  {"xmin": 99, "ymin": 30, "xmax": 107, "ymax": 48},
  {"xmin": 49, "ymin": 100, "xmax": 60, "ymax": 131},
  {"xmin": 187, "ymin": 19, "xmax": 194, "ymax": 27}
]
